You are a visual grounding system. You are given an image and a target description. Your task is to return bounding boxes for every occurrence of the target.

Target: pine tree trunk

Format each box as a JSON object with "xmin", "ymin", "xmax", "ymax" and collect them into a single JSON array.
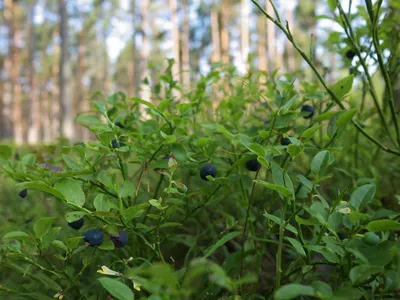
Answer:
[
  {"xmin": 139, "ymin": 0, "xmax": 151, "ymax": 102},
  {"xmin": 51, "ymin": 25, "xmax": 60, "ymax": 141},
  {"xmin": 128, "ymin": 0, "xmax": 137, "ymax": 97},
  {"xmin": 182, "ymin": 0, "xmax": 191, "ymax": 89},
  {"xmin": 266, "ymin": 0, "xmax": 276, "ymax": 72},
  {"xmin": 257, "ymin": 8, "xmax": 268, "ymax": 81},
  {"xmin": 59, "ymin": 0, "xmax": 74, "ymax": 140},
  {"xmin": 9, "ymin": 0, "xmax": 23, "ymax": 144},
  {"xmin": 169, "ymin": 0, "xmax": 181, "ymax": 86},
  {"xmin": 210, "ymin": 5, "xmax": 221, "ymax": 63},
  {"xmin": 76, "ymin": 31, "xmax": 86, "ymax": 139},
  {"xmin": 27, "ymin": 0, "xmax": 40, "ymax": 144},
  {"xmin": 241, "ymin": 0, "xmax": 250, "ymax": 74},
  {"xmin": 221, "ymin": 0, "xmax": 230, "ymax": 65},
  {"xmin": 2, "ymin": 0, "xmax": 14, "ymax": 139}
]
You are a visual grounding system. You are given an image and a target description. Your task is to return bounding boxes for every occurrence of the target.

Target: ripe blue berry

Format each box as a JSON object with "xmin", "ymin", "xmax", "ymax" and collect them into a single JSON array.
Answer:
[
  {"xmin": 84, "ymin": 229, "xmax": 104, "ymax": 246},
  {"xmin": 280, "ymin": 137, "xmax": 291, "ymax": 146},
  {"xmin": 19, "ymin": 189, "xmax": 28, "ymax": 198},
  {"xmin": 301, "ymin": 105, "xmax": 315, "ymax": 119},
  {"xmin": 68, "ymin": 218, "xmax": 84, "ymax": 230},
  {"xmin": 200, "ymin": 164, "xmax": 217, "ymax": 181},
  {"xmin": 337, "ymin": 232, "xmax": 347, "ymax": 240},
  {"xmin": 111, "ymin": 138, "xmax": 125, "ymax": 149},
  {"xmin": 346, "ymin": 49, "xmax": 356, "ymax": 60},
  {"xmin": 115, "ymin": 121, "xmax": 124, "ymax": 129},
  {"xmin": 110, "ymin": 231, "xmax": 128, "ymax": 248},
  {"xmin": 245, "ymin": 159, "xmax": 261, "ymax": 172}
]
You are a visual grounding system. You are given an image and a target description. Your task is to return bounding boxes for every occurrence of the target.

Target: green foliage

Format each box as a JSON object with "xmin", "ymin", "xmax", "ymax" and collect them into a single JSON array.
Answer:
[{"xmin": 1, "ymin": 2, "xmax": 400, "ymax": 298}]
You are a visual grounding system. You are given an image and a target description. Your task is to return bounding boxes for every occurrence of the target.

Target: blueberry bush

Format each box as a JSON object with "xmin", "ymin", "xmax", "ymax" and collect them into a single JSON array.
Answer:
[{"xmin": 1, "ymin": 1, "xmax": 400, "ymax": 299}]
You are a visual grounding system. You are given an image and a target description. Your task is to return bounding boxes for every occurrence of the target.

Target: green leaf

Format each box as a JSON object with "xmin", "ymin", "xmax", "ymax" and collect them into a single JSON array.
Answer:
[
  {"xmin": 54, "ymin": 178, "xmax": 85, "ymax": 207},
  {"xmin": 264, "ymin": 213, "xmax": 298, "ymax": 234},
  {"xmin": 122, "ymin": 203, "xmax": 150, "ymax": 222},
  {"xmin": 116, "ymin": 181, "xmax": 135, "ymax": 198},
  {"xmin": 128, "ymin": 97, "xmax": 156, "ymax": 110},
  {"xmin": 367, "ymin": 220, "xmax": 400, "ymax": 232},
  {"xmin": 98, "ymin": 278, "xmax": 134, "ymax": 300},
  {"xmin": 275, "ymin": 284, "xmax": 315, "ymax": 300},
  {"xmin": 245, "ymin": 143, "xmax": 266, "ymax": 157},
  {"xmin": 92, "ymin": 100, "xmax": 108, "ymax": 114},
  {"xmin": 286, "ymin": 237, "xmax": 306, "ymax": 257},
  {"xmin": 98, "ymin": 238, "xmax": 115, "ymax": 251},
  {"xmin": 297, "ymin": 175, "xmax": 313, "ymax": 191},
  {"xmin": 349, "ymin": 265, "xmax": 382, "ymax": 285},
  {"xmin": 65, "ymin": 211, "xmax": 87, "ymax": 223},
  {"xmin": 331, "ymin": 75, "xmax": 354, "ymax": 99},
  {"xmin": 349, "ymin": 184, "xmax": 376, "ymax": 210},
  {"xmin": 336, "ymin": 108, "xmax": 358, "ymax": 128},
  {"xmin": 311, "ymin": 281, "xmax": 333, "ymax": 298},
  {"xmin": 94, "ymin": 194, "xmax": 110, "ymax": 212},
  {"xmin": 17, "ymin": 181, "xmax": 65, "ymax": 201},
  {"xmin": 300, "ymin": 125, "xmax": 322, "ymax": 140},
  {"xmin": 328, "ymin": 0, "xmax": 337, "ymax": 11},
  {"xmin": 203, "ymin": 231, "xmax": 241, "ymax": 258},
  {"xmin": 287, "ymin": 144, "xmax": 304, "ymax": 158},
  {"xmin": 254, "ymin": 180, "xmax": 293, "ymax": 197},
  {"xmin": 34, "ymin": 217, "xmax": 57, "ymax": 240},
  {"xmin": 271, "ymin": 162, "xmax": 284, "ymax": 186},
  {"xmin": 311, "ymin": 150, "xmax": 333, "ymax": 176},
  {"xmin": 3, "ymin": 231, "xmax": 31, "ymax": 241},
  {"xmin": 311, "ymin": 111, "xmax": 340, "ymax": 124}
]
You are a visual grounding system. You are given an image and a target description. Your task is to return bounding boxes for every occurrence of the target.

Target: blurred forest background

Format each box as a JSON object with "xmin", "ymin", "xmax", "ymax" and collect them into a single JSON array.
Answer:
[{"xmin": 0, "ymin": 0, "xmax": 388, "ymax": 143}]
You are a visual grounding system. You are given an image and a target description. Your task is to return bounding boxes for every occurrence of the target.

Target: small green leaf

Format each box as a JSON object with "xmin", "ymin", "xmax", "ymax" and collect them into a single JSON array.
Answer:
[
  {"xmin": 287, "ymin": 144, "xmax": 303, "ymax": 158},
  {"xmin": 94, "ymin": 194, "xmax": 110, "ymax": 212},
  {"xmin": 245, "ymin": 143, "xmax": 266, "ymax": 157},
  {"xmin": 275, "ymin": 284, "xmax": 315, "ymax": 300},
  {"xmin": 311, "ymin": 111, "xmax": 340, "ymax": 124},
  {"xmin": 92, "ymin": 100, "xmax": 108, "ymax": 114},
  {"xmin": 349, "ymin": 184, "xmax": 376, "ymax": 210},
  {"xmin": 98, "ymin": 277, "xmax": 134, "ymax": 300},
  {"xmin": 349, "ymin": 265, "xmax": 382, "ymax": 284},
  {"xmin": 328, "ymin": 0, "xmax": 337, "ymax": 11},
  {"xmin": 367, "ymin": 220, "xmax": 400, "ymax": 232},
  {"xmin": 264, "ymin": 213, "xmax": 298, "ymax": 234},
  {"xmin": 300, "ymin": 125, "xmax": 322, "ymax": 140},
  {"xmin": 331, "ymin": 75, "xmax": 354, "ymax": 99},
  {"xmin": 98, "ymin": 238, "xmax": 115, "ymax": 251},
  {"xmin": 254, "ymin": 180, "xmax": 293, "ymax": 197},
  {"xmin": 116, "ymin": 181, "xmax": 135, "ymax": 198},
  {"xmin": 336, "ymin": 108, "xmax": 358, "ymax": 128},
  {"xmin": 203, "ymin": 231, "xmax": 241, "ymax": 258},
  {"xmin": 3, "ymin": 231, "xmax": 31, "ymax": 241},
  {"xmin": 34, "ymin": 217, "xmax": 57, "ymax": 239},
  {"xmin": 122, "ymin": 203, "xmax": 150, "ymax": 222},
  {"xmin": 286, "ymin": 237, "xmax": 306, "ymax": 257},
  {"xmin": 311, "ymin": 150, "xmax": 333, "ymax": 176},
  {"xmin": 54, "ymin": 178, "xmax": 85, "ymax": 207},
  {"xmin": 65, "ymin": 211, "xmax": 87, "ymax": 223}
]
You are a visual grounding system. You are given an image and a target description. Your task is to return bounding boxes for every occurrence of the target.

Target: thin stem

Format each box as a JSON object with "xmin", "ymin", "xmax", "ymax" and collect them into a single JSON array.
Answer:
[{"xmin": 275, "ymin": 200, "xmax": 287, "ymax": 290}]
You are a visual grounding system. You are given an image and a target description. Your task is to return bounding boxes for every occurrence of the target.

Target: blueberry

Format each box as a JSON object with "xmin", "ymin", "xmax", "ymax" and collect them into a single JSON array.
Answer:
[
  {"xmin": 363, "ymin": 232, "xmax": 380, "ymax": 246},
  {"xmin": 84, "ymin": 229, "xmax": 104, "ymax": 246},
  {"xmin": 110, "ymin": 231, "xmax": 128, "ymax": 248},
  {"xmin": 301, "ymin": 105, "xmax": 315, "ymax": 119},
  {"xmin": 111, "ymin": 139, "xmax": 125, "ymax": 149},
  {"xmin": 115, "ymin": 121, "xmax": 125, "ymax": 129},
  {"xmin": 200, "ymin": 164, "xmax": 217, "ymax": 181},
  {"xmin": 19, "ymin": 189, "xmax": 28, "ymax": 198},
  {"xmin": 337, "ymin": 232, "xmax": 347, "ymax": 240},
  {"xmin": 280, "ymin": 137, "xmax": 291, "ymax": 146},
  {"xmin": 245, "ymin": 158, "xmax": 261, "ymax": 172},
  {"xmin": 68, "ymin": 218, "xmax": 84, "ymax": 230},
  {"xmin": 345, "ymin": 49, "xmax": 356, "ymax": 60}
]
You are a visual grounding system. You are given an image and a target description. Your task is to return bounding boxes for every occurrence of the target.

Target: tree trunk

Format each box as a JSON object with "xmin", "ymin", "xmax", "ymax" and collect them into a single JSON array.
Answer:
[
  {"xmin": 221, "ymin": 0, "xmax": 230, "ymax": 65},
  {"xmin": 10, "ymin": 0, "xmax": 23, "ymax": 144},
  {"xmin": 2, "ymin": 0, "xmax": 14, "ymax": 139},
  {"xmin": 266, "ymin": 0, "xmax": 276, "ymax": 72},
  {"xmin": 27, "ymin": 0, "xmax": 40, "ymax": 144},
  {"xmin": 169, "ymin": 0, "xmax": 181, "ymax": 86},
  {"xmin": 139, "ymin": 0, "xmax": 151, "ymax": 102},
  {"xmin": 76, "ymin": 30, "xmax": 86, "ymax": 139},
  {"xmin": 241, "ymin": 0, "xmax": 250, "ymax": 74},
  {"xmin": 51, "ymin": 25, "xmax": 60, "ymax": 141},
  {"xmin": 59, "ymin": 0, "xmax": 74, "ymax": 140},
  {"xmin": 128, "ymin": 0, "xmax": 137, "ymax": 97},
  {"xmin": 210, "ymin": 5, "xmax": 221, "ymax": 64},
  {"xmin": 257, "ymin": 7, "xmax": 268, "ymax": 81},
  {"xmin": 182, "ymin": 0, "xmax": 191, "ymax": 89}
]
